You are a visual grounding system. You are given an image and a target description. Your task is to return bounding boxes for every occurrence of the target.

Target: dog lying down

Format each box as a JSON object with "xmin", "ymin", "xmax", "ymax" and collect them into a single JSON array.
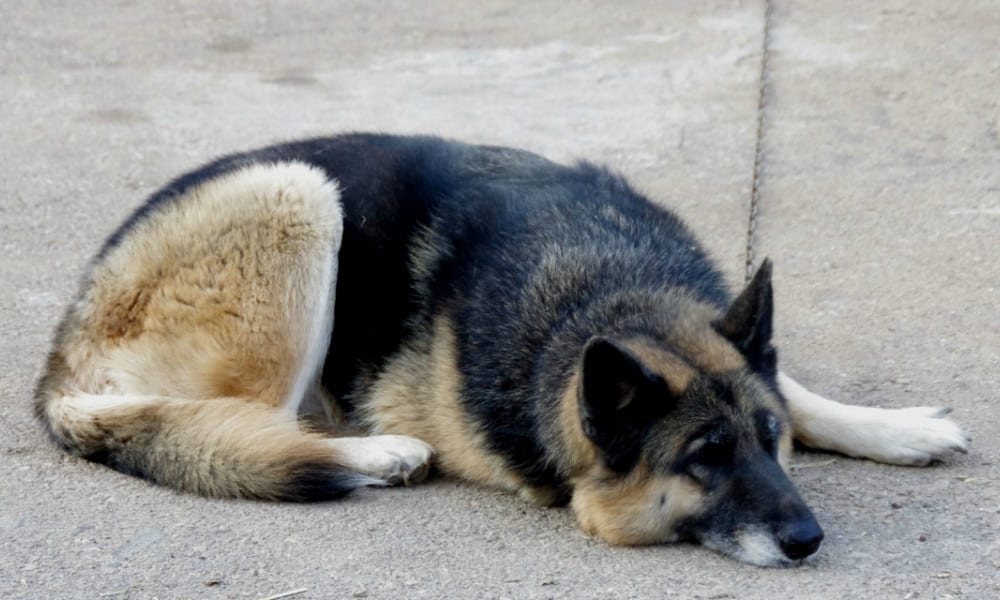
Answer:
[{"xmin": 35, "ymin": 134, "xmax": 969, "ymax": 566}]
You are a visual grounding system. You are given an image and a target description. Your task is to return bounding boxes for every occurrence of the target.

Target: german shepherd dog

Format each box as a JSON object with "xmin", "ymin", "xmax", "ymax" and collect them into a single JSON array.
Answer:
[{"xmin": 36, "ymin": 134, "xmax": 969, "ymax": 566}]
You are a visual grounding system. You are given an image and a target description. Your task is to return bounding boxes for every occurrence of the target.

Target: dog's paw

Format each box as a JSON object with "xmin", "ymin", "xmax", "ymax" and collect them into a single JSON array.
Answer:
[
  {"xmin": 329, "ymin": 435, "xmax": 434, "ymax": 485},
  {"xmin": 848, "ymin": 406, "xmax": 970, "ymax": 466}
]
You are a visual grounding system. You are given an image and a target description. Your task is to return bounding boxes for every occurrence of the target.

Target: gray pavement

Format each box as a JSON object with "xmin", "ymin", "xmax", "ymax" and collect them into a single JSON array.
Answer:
[{"xmin": 1, "ymin": 1, "xmax": 997, "ymax": 598}]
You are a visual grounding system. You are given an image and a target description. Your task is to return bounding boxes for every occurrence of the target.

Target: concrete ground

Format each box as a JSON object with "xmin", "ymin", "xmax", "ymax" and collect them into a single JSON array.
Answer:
[{"xmin": 2, "ymin": 1, "xmax": 997, "ymax": 598}]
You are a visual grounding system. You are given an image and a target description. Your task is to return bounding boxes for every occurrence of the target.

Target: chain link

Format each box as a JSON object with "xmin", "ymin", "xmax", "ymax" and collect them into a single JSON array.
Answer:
[{"xmin": 745, "ymin": 0, "xmax": 773, "ymax": 283}]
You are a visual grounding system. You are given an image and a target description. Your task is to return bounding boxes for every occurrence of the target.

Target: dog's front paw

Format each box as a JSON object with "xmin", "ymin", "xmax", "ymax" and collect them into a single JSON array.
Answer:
[{"xmin": 850, "ymin": 406, "xmax": 970, "ymax": 466}]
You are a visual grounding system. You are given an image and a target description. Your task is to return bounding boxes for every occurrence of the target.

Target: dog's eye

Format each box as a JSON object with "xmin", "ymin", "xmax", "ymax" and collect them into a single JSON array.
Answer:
[
  {"xmin": 675, "ymin": 425, "xmax": 735, "ymax": 483},
  {"xmin": 757, "ymin": 412, "xmax": 781, "ymax": 457},
  {"xmin": 684, "ymin": 434, "xmax": 733, "ymax": 468},
  {"xmin": 681, "ymin": 439, "xmax": 733, "ymax": 484},
  {"xmin": 693, "ymin": 439, "xmax": 732, "ymax": 465}
]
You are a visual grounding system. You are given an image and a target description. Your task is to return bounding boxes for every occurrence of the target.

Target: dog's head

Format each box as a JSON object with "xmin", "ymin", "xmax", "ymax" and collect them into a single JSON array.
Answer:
[{"xmin": 568, "ymin": 261, "xmax": 823, "ymax": 566}]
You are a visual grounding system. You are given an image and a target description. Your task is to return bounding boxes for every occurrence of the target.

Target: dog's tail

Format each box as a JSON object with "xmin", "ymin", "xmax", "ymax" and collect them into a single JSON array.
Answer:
[{"xmin": 34, "ymin": 379, "xmax": 377, "ymax": 501}]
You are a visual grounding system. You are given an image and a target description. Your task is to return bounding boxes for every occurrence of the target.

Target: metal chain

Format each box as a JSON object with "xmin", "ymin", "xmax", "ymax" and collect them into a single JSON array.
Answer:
[{"xmin": 745, "ymin": 0, "xmax": 774, "ymax": 283}]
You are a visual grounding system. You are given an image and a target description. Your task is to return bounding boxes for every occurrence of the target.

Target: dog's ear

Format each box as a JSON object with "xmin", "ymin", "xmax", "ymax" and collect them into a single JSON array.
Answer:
[
  {"xmin": 713, "ymin": 258, "xmax": 777, "ymax": 374},
  {"xmin": 578, "ymin": 337, "xmax": 673, "ymax": 472}
]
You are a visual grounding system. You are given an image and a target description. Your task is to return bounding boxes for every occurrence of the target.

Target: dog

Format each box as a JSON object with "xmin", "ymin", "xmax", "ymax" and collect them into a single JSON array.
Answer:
[{"xmin": 35, "ymin": 134, "xmax": 969, "ymax": 566}]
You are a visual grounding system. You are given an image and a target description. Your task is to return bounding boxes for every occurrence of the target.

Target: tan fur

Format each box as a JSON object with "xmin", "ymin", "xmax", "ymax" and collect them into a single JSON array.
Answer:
[
  {"xmin": 44, "ymin": 393, "xmax": 359, "ymax": 498},
  {"xmin": 618, "ymin": 338, "xmax": 696, "ymax": 393},
  {"xmin": 555, "ymin": 371, "xmax": 599, "ymax": 478},
  {"xmin": 361, "ymin": 314, "xmax": 526, "ymax": 493},
  {"xmin": 571, "ymin": 459, "xmax": 704, "ymax": 546},
  {"xmin": 777, "ymin": 427, "xmax": 794, "ymax": 472},
  {"xmin": 662, "ymin": 299, "xmax": 746, "ymax": 374},
  {"xmin": 46, "ymin": 162, "xmax": 341, "ymax": 403},
  {"xmin": 34, "ymin": 162, "xmax": 359, "ymax": 498}
]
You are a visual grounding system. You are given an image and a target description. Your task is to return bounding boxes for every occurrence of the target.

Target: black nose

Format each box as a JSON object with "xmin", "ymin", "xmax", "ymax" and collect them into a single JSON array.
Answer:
[{"xmin": 778, "ymin": 519, "xmax": 824, "ymax": 561}]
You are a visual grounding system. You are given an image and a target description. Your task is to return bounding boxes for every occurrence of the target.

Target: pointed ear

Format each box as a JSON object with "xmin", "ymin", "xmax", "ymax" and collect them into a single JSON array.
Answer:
[
  {"xmin": 578, "ymin": 337, "xmax": 672, "ymax": 472},
  {"xmin": 713, "ymin": 259, "xmax": 777, "ymax": 371}
]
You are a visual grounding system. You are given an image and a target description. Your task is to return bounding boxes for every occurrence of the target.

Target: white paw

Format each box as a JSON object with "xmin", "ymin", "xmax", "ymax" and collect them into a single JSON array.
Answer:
[
  {"xmin": 845, "ymin": 406, "xmax": 970, "ymax": 466},
  {"xmin": 329, "ymin": 435, "xmax": 434, "ymax": 485}
]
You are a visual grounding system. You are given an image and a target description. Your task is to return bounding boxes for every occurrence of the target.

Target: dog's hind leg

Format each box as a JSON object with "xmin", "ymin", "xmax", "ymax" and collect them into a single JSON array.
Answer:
[
  {"xmin": 777, "ymin": 372, "xmax": 970, "ymax": 466},
  {"xmin": 35, "ymin": 161, "xmax": 434, "ymax": 498}
]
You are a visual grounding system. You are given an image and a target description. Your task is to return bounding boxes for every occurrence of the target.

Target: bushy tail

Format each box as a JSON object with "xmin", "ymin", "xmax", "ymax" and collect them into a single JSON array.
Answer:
[{"xmin": 35, "ymin": 389, "xmax": 375, "ymax": 501}]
